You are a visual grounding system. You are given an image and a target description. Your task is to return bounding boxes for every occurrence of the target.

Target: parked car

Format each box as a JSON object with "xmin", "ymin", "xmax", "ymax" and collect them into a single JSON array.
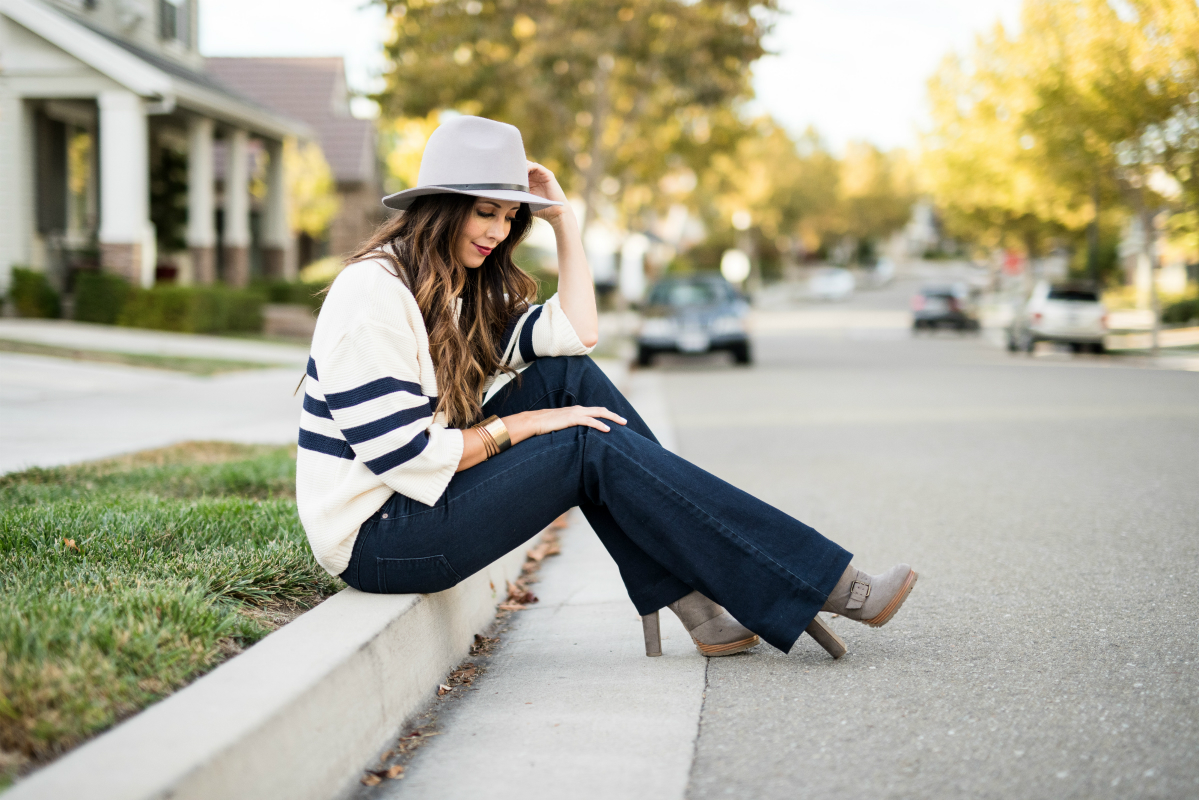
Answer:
[
  {"xmin": 1007, "ymin": 281, "xmax": 1107, "ymax": 353},
  {"xmin": 871, "ymin": 257, "xmax": 896, "ymax": 287},
  {"xmin": 911, "ymin": 283, "xmax": 980, "ymax": 331},
  {"xmin": 808, "ymin": 267, "xmax": 856, "ymax": 301},
  {"xmin": 637, "ymin": 276, "xmax": 751, "ymax": 366}
]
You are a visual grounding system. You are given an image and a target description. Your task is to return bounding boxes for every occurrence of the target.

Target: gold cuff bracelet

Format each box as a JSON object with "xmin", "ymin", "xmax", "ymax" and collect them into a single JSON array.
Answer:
[{"xmin": 472, "ymin": 415, "xmax": 512, "ymax": 458}]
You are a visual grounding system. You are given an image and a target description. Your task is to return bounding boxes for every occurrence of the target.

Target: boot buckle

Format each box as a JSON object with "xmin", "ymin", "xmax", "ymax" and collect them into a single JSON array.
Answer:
[{"xmin": 847, "ymin": 579, "xmax": 871, "ymax": 609}]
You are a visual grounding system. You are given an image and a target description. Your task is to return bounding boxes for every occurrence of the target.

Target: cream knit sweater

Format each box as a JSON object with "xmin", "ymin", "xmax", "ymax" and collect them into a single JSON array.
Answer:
[{"xmin": 297, "ymin": 258, "xmax": 594, "ymax": 576}]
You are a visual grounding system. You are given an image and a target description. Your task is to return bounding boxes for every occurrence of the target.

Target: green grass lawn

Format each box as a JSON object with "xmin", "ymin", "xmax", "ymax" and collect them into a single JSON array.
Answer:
[{"xmin": 0, "ymin": 443, "xmax": 340, "ymax": 786}]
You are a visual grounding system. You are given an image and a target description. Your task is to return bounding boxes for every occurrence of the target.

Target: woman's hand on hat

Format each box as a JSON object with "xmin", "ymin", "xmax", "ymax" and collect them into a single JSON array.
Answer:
[{"xmin": 527, "ymin": 162, "xmax": 569, "ymax": 222}]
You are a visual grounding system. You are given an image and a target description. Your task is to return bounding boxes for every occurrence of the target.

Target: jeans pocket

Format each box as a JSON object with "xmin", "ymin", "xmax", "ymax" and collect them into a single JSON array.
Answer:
[{"xmin": 376, "ymin": 555, "xmax": 463, "ymax": 595}]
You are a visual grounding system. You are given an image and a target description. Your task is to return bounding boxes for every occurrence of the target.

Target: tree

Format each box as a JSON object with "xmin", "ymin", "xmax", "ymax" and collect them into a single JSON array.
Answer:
[
  {"xmin": 375, "ymin": 0, "xmax": 778, "ymax": 232},
  {"xmin": 924, "ymin": 0, "xmax": 1199, "ymax": 285},
  {"xmin": 284, "ymin": 139, "xmax": 340, "ymax": 239}
]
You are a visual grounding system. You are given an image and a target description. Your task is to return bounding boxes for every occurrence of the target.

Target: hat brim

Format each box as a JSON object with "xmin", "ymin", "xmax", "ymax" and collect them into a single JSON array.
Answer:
[{"xmin": 381, "ymin": 186, "xmax": 563, "ymax": 212}]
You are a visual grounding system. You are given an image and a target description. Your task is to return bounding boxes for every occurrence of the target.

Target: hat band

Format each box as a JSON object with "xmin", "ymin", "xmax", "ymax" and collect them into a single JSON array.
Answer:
[{"xmin": 433, "ymin": 182, "xmax": 530, "ymax": 193}]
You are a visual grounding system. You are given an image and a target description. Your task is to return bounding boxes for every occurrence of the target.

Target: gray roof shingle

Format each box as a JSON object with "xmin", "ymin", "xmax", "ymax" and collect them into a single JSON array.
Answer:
[{"xmin": 205, "ymin": 57, "xmax": 377, "ymax": 186}]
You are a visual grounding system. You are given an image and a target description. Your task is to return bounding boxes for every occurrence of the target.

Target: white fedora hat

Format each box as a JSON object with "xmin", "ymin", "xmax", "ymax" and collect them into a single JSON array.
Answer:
[{"xmin": 381, "ymin": 116, "xmax": 563, "ymax": 212}]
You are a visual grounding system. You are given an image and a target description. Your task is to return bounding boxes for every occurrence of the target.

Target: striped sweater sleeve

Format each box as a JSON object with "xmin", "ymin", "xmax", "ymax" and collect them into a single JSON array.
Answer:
[
  {"xmin": 499, "ymin": 292, "xmax": 594, "ymax": 370},
  {"xmin": 311, "ymin": 321, "xmax": 463, "ymax": 506}
]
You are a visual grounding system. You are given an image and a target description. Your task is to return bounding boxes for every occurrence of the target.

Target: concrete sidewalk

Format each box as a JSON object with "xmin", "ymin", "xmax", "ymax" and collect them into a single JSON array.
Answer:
[
  {"xmin": 360, "ymin": 372, "xmax": 716, "ymax": 800},
  {"xmin": 0, "ymin": 319, "xmax": 311, "ymax": 473},
  {"xmin": 0, "ymin": 318, "xmax": 309, "ymax": 365},
  {"xmin": 0, "ymin": 353, "xmax": 303, "ymax": 473}
]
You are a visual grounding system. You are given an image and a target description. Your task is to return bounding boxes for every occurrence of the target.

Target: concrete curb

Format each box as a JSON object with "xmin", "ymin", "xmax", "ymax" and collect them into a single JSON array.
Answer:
[{"xmin": 7, "ymin": 540, "xmax": 534, "ymax": 800}]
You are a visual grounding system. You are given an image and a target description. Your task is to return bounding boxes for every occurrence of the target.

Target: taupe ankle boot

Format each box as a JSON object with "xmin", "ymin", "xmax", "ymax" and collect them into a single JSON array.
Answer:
[
  {"xmin": 822, "ymin": 563, "xmax": 918, "ymax": 627},
  {"xmin": 640, "ymin": 591, "xmax": 759, "ymax": 657}
]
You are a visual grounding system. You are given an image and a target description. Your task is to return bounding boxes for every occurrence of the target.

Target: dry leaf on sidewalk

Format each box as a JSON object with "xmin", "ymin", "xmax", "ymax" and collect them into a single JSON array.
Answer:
[
  {"xmin": 386, "ymin": 765, "xmax": 405, "ymax": 779},
  {"xmin": 470, "ymin": 634, "xmax": 498, "ymax": 656},
  {"xmin": 505, "ymin": 579, "xmax": 538, "ymax": 605},
  {"xmin": 437, "ymin": 684, "xmax": 452, "ymax": 696},
  {"xmin": 361, "ymin": 773, "xmax": 382, "ymax": 786}
]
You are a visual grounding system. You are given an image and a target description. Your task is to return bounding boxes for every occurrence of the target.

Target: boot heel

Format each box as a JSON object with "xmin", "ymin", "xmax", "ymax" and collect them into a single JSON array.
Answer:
[
  {"xmin": 805, "ymin": 614, "xmax": 846, "ymax": 659},
  {"xmin": 642, "ymin": 610, "xmax": 662, "ymax": 657}
]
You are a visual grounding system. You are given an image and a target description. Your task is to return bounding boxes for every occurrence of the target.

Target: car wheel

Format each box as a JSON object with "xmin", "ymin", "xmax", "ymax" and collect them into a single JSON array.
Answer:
[
  {"xmin": 1091, "ymin": 342, "xmax": 1107, "ymax": 354},
  {"xmin": 636, "ymin": 346, "xmax": 655, "ymax": 367},
  {"xmin": 1006, "ymin": 331, "xmax": 1019, "ymax": 352},
  {"xmin": 731, "ymin": 342, "xmax": 752, "ymax": 365},
  {"xmin": 1023, "ymin": 334, "xmax": 1037, "ymax": 353}
]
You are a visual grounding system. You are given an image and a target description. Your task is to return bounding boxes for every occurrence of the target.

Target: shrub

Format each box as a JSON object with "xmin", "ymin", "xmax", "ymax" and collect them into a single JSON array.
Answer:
[
  {"xmin": 1162, "ymin": 296, "xmax": 1199, "ymax": 325},
  {"xmin": 261, "ymin": 280, "xmax": 327, "ymax": 312},
  {"xmin": 73, "ymin": 271, "xmax": 131, "ymax": 324},
  {"xmin": 8, "ymin": 268, "xmax": 60, "ymax": 319},
  {"xmin": 118, "ymin": 285, "xmax": 265, "ymax": 334}
]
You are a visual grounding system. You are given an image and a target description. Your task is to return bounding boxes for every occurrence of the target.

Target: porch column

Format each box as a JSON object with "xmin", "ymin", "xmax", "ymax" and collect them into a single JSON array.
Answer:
[
  {"xmin": 0, "ymin": 90, "xmax": 31, "ymax": 294},
  {"xmin": 98, "ymin": 91, "xmax": 152, "ymax": 285},
  {"xmin": 262, "ymin": 138, "xmax": 292, "ymax": 280},
  {"xmin": 187, "ymin": 116, "xmax": 216, "ymax": 284},
  {"xmin": 224, "ymin": 128, "xmax": 251, "ymax": 287}
]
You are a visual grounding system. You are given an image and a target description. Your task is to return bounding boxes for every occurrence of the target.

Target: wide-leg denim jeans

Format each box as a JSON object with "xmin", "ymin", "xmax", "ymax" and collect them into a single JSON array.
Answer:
[{"xmin": 339, "ymin": 355, "xmax": 852, "ymax": 652}]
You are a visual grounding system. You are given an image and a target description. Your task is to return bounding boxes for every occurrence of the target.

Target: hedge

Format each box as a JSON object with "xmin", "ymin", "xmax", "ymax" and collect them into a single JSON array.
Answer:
[
  {"xmin": 118, "ymin": 285, "xmax": 265, "ymax": 334},
  {"xmin": 73, "ymin": 271, "xmax": 131, "ymax": 324},
  {"xmin": 1162, "ymin": 296, "xmax": 1199, "ymax": 326},
  {"xmin": 261, "ymin": 279, "xmax": 327, "ymax": 312},
  {"xmin": 8, "ymin": 268, "xmax": 61, "ymax": 319},
  {"xmin": 73, "ymin": 274, "xmax": 266, "ymax": 334}
]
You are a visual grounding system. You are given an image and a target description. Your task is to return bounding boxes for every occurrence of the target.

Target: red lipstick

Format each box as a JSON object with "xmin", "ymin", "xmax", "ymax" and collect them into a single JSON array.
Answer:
[{"xmin": 474, "ymin": 243, "xmax": 493, "ymax": 256}]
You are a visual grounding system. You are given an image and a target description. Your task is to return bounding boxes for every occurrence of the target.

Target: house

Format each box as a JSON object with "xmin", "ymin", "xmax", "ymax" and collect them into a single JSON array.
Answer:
[
  {"xmin": 0, "ymin": 0, "xmax": 310, "ymax": 294},
  {"xmin": 204, "ymin": 57, "xmax": 382, "ymax": 266}
]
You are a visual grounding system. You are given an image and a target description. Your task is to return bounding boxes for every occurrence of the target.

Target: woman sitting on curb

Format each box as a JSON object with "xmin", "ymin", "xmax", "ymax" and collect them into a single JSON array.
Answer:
[{"xmin": 295, "ymin": 115, "xmax": 917, "ymax": 659}]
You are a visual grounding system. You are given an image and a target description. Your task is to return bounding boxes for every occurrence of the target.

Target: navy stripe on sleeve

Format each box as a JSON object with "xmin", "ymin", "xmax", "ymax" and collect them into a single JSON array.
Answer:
[
  {"xmin": 518, "ymin": 305, "xmax": 544, "ymax": 364},
  {"xmin": 306, "ymin": 357, "xmax": 319, "ymax": 379},
  {"xmin": 342, "ymin": 404, "xmax": 432, "ymax": 445},
  {"xmin": 364, "ymin": 434, "xmax": 429, "ymax": 474},
  {"xmin": 298, "ymin": 429, "xmax": 356, "ymax": 460},
  {"xmin": 302, "ymin": 393, "xmax": 333, "ymax": 419},
  {"xmin": 325, "ymin": 376, "xmax": 424, "ymax": 410},
  {"xmin": 498, "ymin": 312, "xmax": 522, "ymax": 361}
]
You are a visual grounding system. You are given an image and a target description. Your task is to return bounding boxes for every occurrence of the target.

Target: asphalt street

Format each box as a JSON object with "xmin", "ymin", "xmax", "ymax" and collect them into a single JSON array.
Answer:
[
  {"xmin": 358, "ymin": 268, "xmax": 1198, "ymax": 799},
  {"xmin": 669, "ymin": 277, "xmax": 1199, "ymax": 799}
]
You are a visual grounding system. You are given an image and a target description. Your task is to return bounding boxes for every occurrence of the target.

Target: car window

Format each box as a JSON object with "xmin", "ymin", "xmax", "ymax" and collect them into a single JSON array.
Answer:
[
  {"xmin": 648, "ymin": 282, "xmax": 721, "ymax": 306},
  {"xmin": 1047, "ymin": 288, "xmax": 1098, "ymax": 302}
]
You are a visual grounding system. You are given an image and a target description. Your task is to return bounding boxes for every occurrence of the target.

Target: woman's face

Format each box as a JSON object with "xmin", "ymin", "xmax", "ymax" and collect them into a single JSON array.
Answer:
[{"xmin": 458, "ymin": 198, "xmax": 522, "ymax": 268}]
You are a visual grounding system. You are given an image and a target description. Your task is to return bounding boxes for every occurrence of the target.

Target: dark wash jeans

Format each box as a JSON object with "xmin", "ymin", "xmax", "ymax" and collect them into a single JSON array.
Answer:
[{"xmin": 339, "ymin": 355, "xmax": 852, "ymax": 652}]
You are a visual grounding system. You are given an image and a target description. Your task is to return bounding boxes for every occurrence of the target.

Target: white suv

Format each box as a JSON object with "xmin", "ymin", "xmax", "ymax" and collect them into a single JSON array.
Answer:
[{"xmin": 1008, "ymin": 282, "xmax": 1107, "ymax": 353}]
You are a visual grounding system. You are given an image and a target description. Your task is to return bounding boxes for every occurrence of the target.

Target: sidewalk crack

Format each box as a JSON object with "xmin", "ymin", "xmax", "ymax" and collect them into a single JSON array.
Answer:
[{"xmin": 685, "ymin": 656, "xmax": 711, "ymax": 799}]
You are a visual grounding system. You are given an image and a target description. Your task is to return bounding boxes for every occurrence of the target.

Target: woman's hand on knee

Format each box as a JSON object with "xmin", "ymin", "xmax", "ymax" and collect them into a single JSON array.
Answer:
[{"xmin": 505, "ymin": 407, "xmax": 626, "ymax": 444}]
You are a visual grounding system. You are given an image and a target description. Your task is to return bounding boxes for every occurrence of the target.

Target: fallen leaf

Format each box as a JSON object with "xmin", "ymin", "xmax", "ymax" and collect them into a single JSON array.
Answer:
[
  {"xmin": 497, "ymin": 603, "xmax": 527, "ymax": 611},
  {"xmin": 549, "ymin": 512, "xmax": 571, "ymax": 529},
  {"xmin": 505, "ymin": 579, "xmax": 538, "ymax": 605},
  {"xmin": 361, "ymin": 773, "xmax": 381, "ymax": 786},
  {"xmin": 386, "ymin": 765, "xmax": 405, "ymax": 779},
  {"xmin": 63, "ymin": 538, "xmax": 78, "ymax": 552},
  {"xmin": 470, "ymin": 634, "xmax": 498, "ymax": 655},
  {"xmin": 437, "ymin": 684, "xmax": 452, "ymax": 696}
]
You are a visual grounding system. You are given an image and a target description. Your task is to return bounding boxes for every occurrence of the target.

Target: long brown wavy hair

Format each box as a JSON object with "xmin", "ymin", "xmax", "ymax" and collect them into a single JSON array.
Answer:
[{"xmin": 345, "ymin": 194, "xmax": 538, "ymax": 428}]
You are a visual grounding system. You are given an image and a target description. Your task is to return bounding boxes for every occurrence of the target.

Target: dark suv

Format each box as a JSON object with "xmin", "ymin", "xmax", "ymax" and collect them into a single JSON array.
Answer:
[{"xmin": 637, "ymin": 276, "xmax": 751, "ymax": 366}]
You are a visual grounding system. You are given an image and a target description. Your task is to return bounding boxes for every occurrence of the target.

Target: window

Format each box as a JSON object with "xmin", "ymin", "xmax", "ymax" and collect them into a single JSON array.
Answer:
[
  {"xmin": 159, "ymin": 0, "xmax": 189, "ymax": 43},
  {"xmin": 1047, "ymin": 288, "xmax": 1099, "ymax": 302}
]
